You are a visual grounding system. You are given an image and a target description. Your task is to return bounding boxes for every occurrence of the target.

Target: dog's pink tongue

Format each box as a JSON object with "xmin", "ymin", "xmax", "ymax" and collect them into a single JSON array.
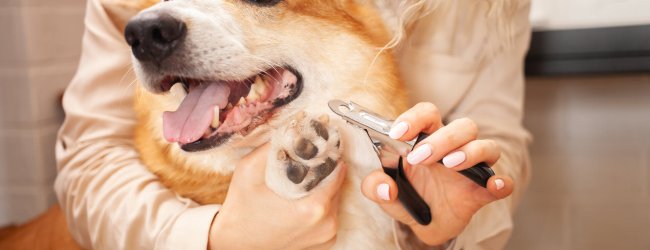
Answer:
[{"xmin": 162, "ymin": 83, "xmax": 230, "ymax": 143}]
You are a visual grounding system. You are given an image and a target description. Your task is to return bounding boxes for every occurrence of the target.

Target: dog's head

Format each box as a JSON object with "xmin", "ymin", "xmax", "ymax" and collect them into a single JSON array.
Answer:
[{"xmin": 125, "ymin": 0, "xmax": 412, "ymax": 158}]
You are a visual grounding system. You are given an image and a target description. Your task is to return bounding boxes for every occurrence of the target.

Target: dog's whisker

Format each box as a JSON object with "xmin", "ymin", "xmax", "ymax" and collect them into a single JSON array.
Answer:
[{"xmin": 117, "ymin": 61, "xmax": 141, "ymax": 104}]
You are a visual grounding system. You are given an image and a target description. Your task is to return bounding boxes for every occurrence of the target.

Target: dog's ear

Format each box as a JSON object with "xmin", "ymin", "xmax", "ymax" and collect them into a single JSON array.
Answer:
[{"xmin": 101, "ymin": 0, "xmax": 158, "ymax": 33}]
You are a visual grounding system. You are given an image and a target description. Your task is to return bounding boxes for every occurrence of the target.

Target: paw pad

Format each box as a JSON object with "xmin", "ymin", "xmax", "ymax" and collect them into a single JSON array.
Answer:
[
  {"xmin": 294, "ymin": 138, "xmax": 318, "ymax": 160},
  {"xmin": 268, "ymin": 112, "xmax": 342, "ymax": 197}
]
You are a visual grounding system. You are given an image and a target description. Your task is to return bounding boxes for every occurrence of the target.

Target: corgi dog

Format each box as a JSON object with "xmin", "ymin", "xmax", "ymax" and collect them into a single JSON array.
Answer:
[
  {"xmin": 0, "ymin": 0, "xmax": 434, "ymax": 249},
  {"xmin": 124, "ymin": 0, "xmax": 430, "ymax": 248}
]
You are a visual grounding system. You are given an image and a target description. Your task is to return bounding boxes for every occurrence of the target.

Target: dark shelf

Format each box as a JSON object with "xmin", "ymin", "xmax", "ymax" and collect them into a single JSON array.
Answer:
[{"xmin": 525, "ymin": 25, "xmax": 650, "ymax": 75}]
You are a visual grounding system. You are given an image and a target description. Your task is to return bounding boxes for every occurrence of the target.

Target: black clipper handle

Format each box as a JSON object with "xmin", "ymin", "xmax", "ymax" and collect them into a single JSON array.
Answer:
[
  {"xmin": 459, "ymin": 162, "xmax": 495, "ymax": 188},
  {"xmin": 383, "ymin": 160, "xmax": 432, "ymax": 225},
  {"xmin": 414, "ymin": 133, "xmax": 495, "ymax": 188}
]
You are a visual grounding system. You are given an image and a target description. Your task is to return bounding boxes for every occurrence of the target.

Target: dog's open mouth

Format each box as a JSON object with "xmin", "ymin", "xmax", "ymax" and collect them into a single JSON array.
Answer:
[{"xmin": 160, "ymin": 67, "xmax": 302, "ymax": 152}]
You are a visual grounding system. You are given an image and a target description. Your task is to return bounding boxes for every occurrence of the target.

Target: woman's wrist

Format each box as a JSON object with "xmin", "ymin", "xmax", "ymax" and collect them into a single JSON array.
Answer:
[{"xmin": 395, "ymin": 221, "xmax": 455, "ymax": 250}]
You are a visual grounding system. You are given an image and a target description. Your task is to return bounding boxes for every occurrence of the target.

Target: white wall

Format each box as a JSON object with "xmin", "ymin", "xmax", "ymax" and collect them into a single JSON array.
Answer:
[
  {"xmin": 0, "ymin": 0, "xmax": 85, "ymax": 226},
  {"xmin": 531, "ymin": 0, "xmax": 650, "ymax": 30}
]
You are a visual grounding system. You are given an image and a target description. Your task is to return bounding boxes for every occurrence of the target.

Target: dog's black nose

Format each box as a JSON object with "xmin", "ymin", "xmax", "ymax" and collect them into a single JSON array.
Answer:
[{"xmin": 124, "ymin": 12, "xmax": 186, "ymax": 62}]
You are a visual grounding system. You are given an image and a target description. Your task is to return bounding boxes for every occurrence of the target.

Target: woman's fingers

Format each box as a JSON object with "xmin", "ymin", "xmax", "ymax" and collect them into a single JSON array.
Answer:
[
  {"xmin": 486, "ymin": 175, "xmax": 514, "ymax": 201},
  {"xmin": 360, "ymin": 170, "xmax": 418, "ymax": 226},
  {"xmin": 306, "ymin": 164, "xmax": 348, "ymax": 249},
  {"xmin": 308, "ymin": 162, "xmax": 348, "ymax": 201},
  {"xmin": 361, "ymin": 170, "xmax": 398, "ymax": 203},
  {"xmin": 234, "ymin": 143, "xmax": 271, "ymax": 187},
  {"xmin": 325, "ymin": 165, "xmax": 347, "ymax": 217},
  {"xmin": 406, "ymin": 117, "xmax": 479, "ymax": 166},
  {"xmin": 389, "ymin": 102, "xmax": 443, "ymax": 140},
  {"xmin": 306, "ymin": 215, "xmax": 339, "ymax": 249},
  {"xmin": 441, "ymin": 139, "xmax": 501, "ymax": 170},
  {"xmin": 295, "ymin": 162, "xmax": 347, "ymax": 225},
  {"xmin": 306, "ymin": 235, "xmax": 338, "ymax": 250}
]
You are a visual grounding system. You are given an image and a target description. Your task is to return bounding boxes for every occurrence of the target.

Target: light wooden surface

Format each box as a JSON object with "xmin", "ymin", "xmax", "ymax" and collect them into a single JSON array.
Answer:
[{"xmin": 0, "ymin": 205, "xmax": 81, "ymax": 250}]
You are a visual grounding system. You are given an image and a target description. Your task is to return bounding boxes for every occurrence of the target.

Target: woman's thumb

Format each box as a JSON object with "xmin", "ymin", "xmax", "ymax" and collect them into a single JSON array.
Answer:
[
  {"xmin": 234, "ymin": 143, "xmax": 271, "ymax": 186},
  {"xmin": 361, "ymin": 170, "xmax": 417, "ymax": 225}
]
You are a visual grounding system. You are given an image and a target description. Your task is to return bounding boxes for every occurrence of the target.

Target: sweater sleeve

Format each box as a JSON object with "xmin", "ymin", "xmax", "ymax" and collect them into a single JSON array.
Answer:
[
  {"xmin": 54, "ymin": 0, "xmax": 219, "ymax": 249},
  {"xmin": 447, "ymin": 7, "xmax": 533, "ymax": 248},
  {"xmin": 396, "ymin": 0, "xmax": 532, "ymax": 249}
]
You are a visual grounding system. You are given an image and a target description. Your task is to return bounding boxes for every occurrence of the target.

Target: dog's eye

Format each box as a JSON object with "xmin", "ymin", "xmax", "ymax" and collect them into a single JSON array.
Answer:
[{"xmin": 244, "ymin": 0, "xmax": 282, "ymax": 7}]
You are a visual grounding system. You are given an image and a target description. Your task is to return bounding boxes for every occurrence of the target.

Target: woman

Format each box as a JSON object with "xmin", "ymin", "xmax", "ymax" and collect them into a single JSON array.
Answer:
[{"xmin": 55, "ymin": 0, "xmax": 531, "ymax": 249}]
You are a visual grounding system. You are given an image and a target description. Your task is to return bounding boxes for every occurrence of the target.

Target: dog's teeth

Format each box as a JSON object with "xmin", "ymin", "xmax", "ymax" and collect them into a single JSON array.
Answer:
[
  {"xmin": 211, "ymin": 107, "xmax": 220, "ymax": 128},
  {"xmin": 238, "ymin": 97, "xmax": 246, "ymax": 105},
  {"xmin": 226, "ymin": 103, "xmax": 233, "ymax": 109},
  {"xmin": 170, "ymin": 83, "xmax": 186, "ymax": 97},
  {"xmin": 254, "ymin": 75, "xmax": 264, "ymax": 86},
  {"xmin": 246, "ymin": 88, "xmax": 260, "ymax": 102},
  {"xmin": 251, "ymin": 76, "xmax": 267, "ymax": 95}
]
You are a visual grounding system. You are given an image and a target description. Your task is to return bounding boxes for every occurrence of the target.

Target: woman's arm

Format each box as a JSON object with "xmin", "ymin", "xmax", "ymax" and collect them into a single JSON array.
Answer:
[
  {"xmin": 363, "ymin": 0, "xmax": 532, "ymax": 249},
  {"xmin": 54, "ymin": 0, "xmax": 219, "ymax": 248}
]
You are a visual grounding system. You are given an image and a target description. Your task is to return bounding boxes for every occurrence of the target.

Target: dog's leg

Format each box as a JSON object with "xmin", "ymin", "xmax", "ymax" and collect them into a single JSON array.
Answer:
[{"xmin": 266, "ymin": 111, "xmax": 342, "ymax": 199}]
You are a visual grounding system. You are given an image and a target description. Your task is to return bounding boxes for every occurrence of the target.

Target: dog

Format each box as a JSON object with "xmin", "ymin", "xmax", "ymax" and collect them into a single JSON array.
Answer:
[
  {"xmin": 125, "ymin": 0, "xmax": 431, "ymax": 248},
  {"xmin": 0, "ymin": 0, "xmax": 431, "ymax": 249}
]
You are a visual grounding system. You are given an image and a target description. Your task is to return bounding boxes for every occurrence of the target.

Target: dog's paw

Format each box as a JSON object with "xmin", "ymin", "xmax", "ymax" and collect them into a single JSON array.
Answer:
[{"xmin": 266, "ymin": 111, "xmax": 341, "ymax": 199}]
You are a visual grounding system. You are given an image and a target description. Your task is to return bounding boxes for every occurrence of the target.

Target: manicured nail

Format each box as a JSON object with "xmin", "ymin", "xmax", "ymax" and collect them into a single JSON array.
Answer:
[
  {"xmin": 389, "ymin": 121, "xmax": 409, "ymax": 139},
  {"xmin": 442, "ymin": 151, "xmax": 466, "ymax": 168},
  {"xmin": 377, "ymin": 183, "xmax": 390, "ymax": 201},
  {"xmin": 407, "ymin": 144, "xmax": 432, "ymax": 165},
  {"xmin": 495, "ymin": 179, "xmax": 505, "ymax": 190}
]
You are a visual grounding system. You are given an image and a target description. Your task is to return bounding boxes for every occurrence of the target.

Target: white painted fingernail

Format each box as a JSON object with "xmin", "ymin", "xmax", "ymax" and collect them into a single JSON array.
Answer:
[
  {"xmin": 495, "ymin": 179, "xmax": 505, "ymax": 190},
  {"xmin": 406, "ymin": 144, "xmax": 432, "ymax": 165},
  {"xmin": 389, "ymin": 121, "xmax": 409, "ymax": 139},
  {"xmin": 377, "ymin": 183, "xmax": 390, "ymax": 201},
  {"xmin": 442, "ymin": 151, "xmax": 466, "ymax": 168}
]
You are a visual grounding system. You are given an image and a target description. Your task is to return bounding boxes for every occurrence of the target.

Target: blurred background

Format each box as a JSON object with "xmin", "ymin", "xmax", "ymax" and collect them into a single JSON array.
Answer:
[
  {"xmin": 0, "ymin": 0, "xmax": 649, "ymax": 249},
  {"xmin": 0, "ymin": 0, "xmax": 84, "ymax": 228},
  {"xmin": 508, "ymin": 1, "xmax": 650, "ymax": 249}
]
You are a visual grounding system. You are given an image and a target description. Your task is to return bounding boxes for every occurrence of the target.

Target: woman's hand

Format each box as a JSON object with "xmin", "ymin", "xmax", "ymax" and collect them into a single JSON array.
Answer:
[
  {"xmin": 209, "ymin": 144, "xmax": 347, "ymax": 250},
  {"xmin": 361, "ymin": 102, "xmax": 514, "ymax": 246}
]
